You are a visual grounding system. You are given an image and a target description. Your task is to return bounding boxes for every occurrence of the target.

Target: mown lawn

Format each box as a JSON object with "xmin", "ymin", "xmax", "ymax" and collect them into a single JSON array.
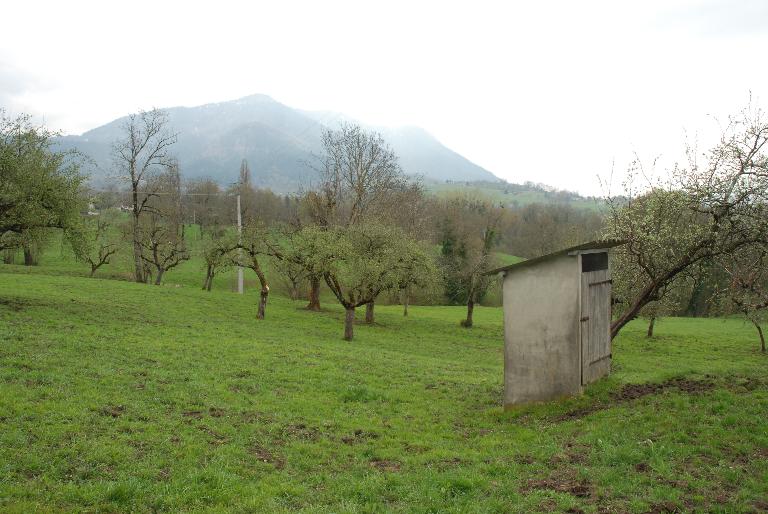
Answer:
[{"xmin": 0, "ymin": 268, "xmax": 767, "ymax": 512}]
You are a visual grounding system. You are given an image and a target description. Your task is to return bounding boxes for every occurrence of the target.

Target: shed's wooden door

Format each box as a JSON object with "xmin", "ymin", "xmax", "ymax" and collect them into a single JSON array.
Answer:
[{"xmin": 580, "ymin": 254, "xmax": 612, "ymax": 385}]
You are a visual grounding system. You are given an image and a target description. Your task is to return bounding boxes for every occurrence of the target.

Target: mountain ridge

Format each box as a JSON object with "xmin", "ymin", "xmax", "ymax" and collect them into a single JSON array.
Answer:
[{"xmin": 55, "ymin": 94, "xmax": 500, "ymax": 191}]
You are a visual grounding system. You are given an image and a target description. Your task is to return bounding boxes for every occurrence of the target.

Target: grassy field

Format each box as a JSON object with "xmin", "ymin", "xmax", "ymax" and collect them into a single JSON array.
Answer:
[{"xmin": 1, "ymin": 262, "xmax": 767, "ymax": 512}]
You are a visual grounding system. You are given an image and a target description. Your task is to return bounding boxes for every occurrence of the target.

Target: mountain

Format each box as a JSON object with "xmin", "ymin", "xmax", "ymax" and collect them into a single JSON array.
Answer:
[{"xmin": 56, "ymin": 94, "xmax": 499, "ymax": 191}]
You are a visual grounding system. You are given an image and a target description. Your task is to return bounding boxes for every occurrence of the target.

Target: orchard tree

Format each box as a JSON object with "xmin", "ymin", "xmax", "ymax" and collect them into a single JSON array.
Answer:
[
  {"xmin": 138, "ymin": 163, "xmax": 189, "ymax": 285},
  {"xmin": 272, "ymin": 253, "xmax": 310, "ymax": 301},
  {"xmin": 112, "ymin": 108, "xmax": 177, "ymax": 283},
  {"xmin": 298, "ymin": 223, "xmax": 434, "ymax": 340},
  {"xmin": 605, "ymin": 103, "xmax": 768, "ymax": 339},
  {"xmin": 236, "ymin": 221, "xmax": 273, "ymax": 319},
  {"xmin": 718, "ymin": 244, "xmax": 768, "ymax": 352},
  {"xmin": 613, "ymin": 251, "xmax": 694, "ymax": 339},
  {"xmin": 0, "ymin": 111, "xmax": 85, "ymax": 252},
  {"xmin": 438, "ymin": 195, "xmax": 506, "ymax": 327},
  {"xmin": 272, "ymin": 220, "xmax": 331, "ymax": 311},
  {"xmin": 200, "ymin": 234, "xmax": 234, "ymax": 291},
  {"xmin": 300, "ymin": 123, "xmax": 410, "ymax": 310},
  {"xmin": 396, "ymin": 242, "xmax": 440, "ymax": 317},
  {"xmin": 76, "ymin": 216, "xmax": 119, "ymax": 277}
]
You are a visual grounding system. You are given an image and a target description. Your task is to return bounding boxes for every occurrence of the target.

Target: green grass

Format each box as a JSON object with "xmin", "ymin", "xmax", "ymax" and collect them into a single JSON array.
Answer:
[
  {"xmin": 493, "ymin": 252, "xmax": 524, "ymax": 267},
  {"xmin": 1, "ymin": 264, "xmax": 767, "ymax": 512},
  {"xmin": 6, "ymin": 228, "xmax": 522, "ymax": 307}
]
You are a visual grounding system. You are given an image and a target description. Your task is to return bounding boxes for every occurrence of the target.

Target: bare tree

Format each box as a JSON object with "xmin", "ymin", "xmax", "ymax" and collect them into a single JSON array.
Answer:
[
  {"xmin": 78, "ymin": 217, "xmax": 118, "ymax": 277},
  {"xmin": 310, "ymin": 123, "xmax": 407, "ymax": 227},
  {"xmin": 138, "ymin": 163, "xmax": 189, "ymax": 285},
  {"xmin": 112, "ymin": 109, "xmax": 177, "ymax": 283},
  {"xmin": 139, "ymin": 217, "xmax": 189, "ymax": 285}
]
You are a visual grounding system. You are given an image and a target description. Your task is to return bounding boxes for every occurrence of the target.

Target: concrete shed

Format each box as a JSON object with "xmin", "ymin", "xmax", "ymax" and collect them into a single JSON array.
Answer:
[{"xmin": 488, "ymin": 241, "xmax": 623, "ymax": 407}]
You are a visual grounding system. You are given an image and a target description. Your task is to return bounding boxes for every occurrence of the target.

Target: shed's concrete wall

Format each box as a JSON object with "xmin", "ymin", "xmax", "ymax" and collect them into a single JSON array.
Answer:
[{"xmin": 502, "ymin": 254, "xmax": 581, "ymax": 406}]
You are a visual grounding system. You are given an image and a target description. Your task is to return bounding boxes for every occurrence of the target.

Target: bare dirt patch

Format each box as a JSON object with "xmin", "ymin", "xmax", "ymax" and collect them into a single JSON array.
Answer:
[
  {"xmin": 250, "ymin": 444, "xmax": 285, "ymax": 469},
  {"xmin": 341, "ymin": 429, "xmax": 379, "ymax": 444},
  {"xmin": 208, "ymin": 406, "xmax": 226, "ymax": 418},
  {"xmin": 514, "ymin": 454, "xmax": 535, "ymax": 465},
  {"xmin": 284, "ymin": 423, "xmax": 321, "ymax": 441},
  {"xmin": 522, "ymin": 473, "xmax": 592, "ymax": 498},
  {"xmin": 616, "ymin": 377, "xmax": 714, "ymax": 401},
  {"xmin": 370, "ymin": 459, "xmax": 401, "ymax": 472},
  {"xmin": 557, "ymin": 377, "xmax": 715, "ymax": 421},
  {"xmin": 433, "ymin": 457, "xmax": 464, "ymax": 470},
  {"xmin": 0, "ymin": 297, "xmax": 51, "ymax": 312},
  {"xmin": 644, "ymin": 501, "xmax": 681, "ymax": 513},
  {"xmin": 238, "ymin": 410, "xmax": 274, "ymax": 425},
  {"xmin": 100, "ymin": 405, "xmax": 125, "ymax": 418}
]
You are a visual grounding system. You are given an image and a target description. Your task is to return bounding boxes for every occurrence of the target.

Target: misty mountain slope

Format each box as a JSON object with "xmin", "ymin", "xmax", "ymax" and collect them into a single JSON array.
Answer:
[{"xmin": 55, "ymin": 94, "xmax": 498, "ymax": 191}]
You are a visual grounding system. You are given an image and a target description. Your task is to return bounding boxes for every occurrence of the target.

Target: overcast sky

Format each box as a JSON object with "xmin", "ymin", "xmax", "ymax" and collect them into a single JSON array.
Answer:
[{"xmin": 2, "ymin": 0, "xmax": 766, "ymax": 195}]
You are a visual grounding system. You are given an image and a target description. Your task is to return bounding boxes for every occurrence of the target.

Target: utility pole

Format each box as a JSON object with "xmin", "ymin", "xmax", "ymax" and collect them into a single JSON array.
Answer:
[{"xmin": 237, "ymin": 194, "xmax": 244, "ymax": 294}]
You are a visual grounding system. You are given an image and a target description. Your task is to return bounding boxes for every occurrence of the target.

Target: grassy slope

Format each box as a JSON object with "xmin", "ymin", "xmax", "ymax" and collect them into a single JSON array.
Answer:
[
  {"xmin": 426, "ymin": 182, "xmax": 603, "ymax": 212},
  {"xmin": 1, "ymin": 267, "xmax": 767, "ymax": 513},
  {"xmin": 8, "ymin": 229, "xmax": 522, "ymax": 307}
]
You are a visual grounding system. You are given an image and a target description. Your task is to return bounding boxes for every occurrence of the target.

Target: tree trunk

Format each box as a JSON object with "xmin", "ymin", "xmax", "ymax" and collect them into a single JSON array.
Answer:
[
  {"xmin": 753, "ymin": 320, "xmax": 766, "ymax": 353},
  {"xmin": 307, "ymin": 275, "xmax": 321, "ymax": 311},
  {"xmin": 203, "ymin": 266, "xmax": 212, "ymax": 290},
  {"xmin": 462, "ymin": 298, "xmax": 474, "ymax": 328},
  {"xmin": 132, "ymin": 208, "xmax": 144, "ymax": 283},
  {"xmin": 402, "ymin": 286, "xmax": 410, "ymax": 317},
  {"xmin": 252, "ymin": 263, "xmax": 270, "ymax": 320},
  {"xmin": 2, "ymin": 249, "xmax": 14, "ymax": 264},
  {"xmin": 154, "ymin": 268, "xmax": 164, "ymax": 286},
  {"xmin": 344, "ymin": 307, "xmax": 355, "ymax": 341},
  {"xmin": 207, "ymin": 271, "xmax": 214, "ymax": 291},
  {"xmin": 289, "ymin": 278, "xmax": 299, "ymax": 301},
  {"xmin": 646, "ymin": 317, "xmax": 656, "ymax": 338},
  {"xmin": 365, "ymin": 302, "xmax": 375, "ymax": 324},
  {"xmin": 257, "ymin": 287, "xmax": 269, "ymax": 319},
  {"xmin": 23, "ymin": 246, "xmax": 36, "ymax": 266},
  {"xmin": 90, "ymin": 264, "xmax": 97, "ymax": 278},
  {"xmin": 611, "ymin": 280, "xmax": 660, "ymax": 339}
]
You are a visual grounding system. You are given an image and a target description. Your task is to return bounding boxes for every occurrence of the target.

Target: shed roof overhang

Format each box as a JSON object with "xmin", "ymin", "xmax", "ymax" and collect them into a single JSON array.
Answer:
[{"xmin": 484, "ymin": 240, "xmax": 625, "ymax": 275}]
